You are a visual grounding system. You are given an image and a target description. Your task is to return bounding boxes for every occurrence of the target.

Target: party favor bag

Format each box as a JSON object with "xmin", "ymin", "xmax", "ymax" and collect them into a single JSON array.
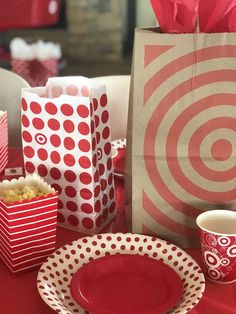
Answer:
[
  {"xmin": 10, "ymin": 38, "xmax": 61, "ymax": 87},
  {"xmin": 0, "ymin": 111, "xmax": 8, "ymax": 174},
  {"xmin": 11, "ymin": 58, "xmax": 58, "ymax": 87},
  {"xmin": 126, "ymin": 28, "xmax": 236, "ymax": 248},
  {"xmin": 21, "ymin": 77, "xmax": 116, "ymax": 234}
]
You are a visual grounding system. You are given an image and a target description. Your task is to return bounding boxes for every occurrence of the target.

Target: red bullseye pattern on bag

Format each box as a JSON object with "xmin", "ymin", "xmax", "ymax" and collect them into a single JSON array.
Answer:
[
  {"xmin": 0, "ymin": 174, "xmax": 58, "ymax": 274},
  {"xmin": 0, "ymin": 111, "xmax": 8, "ymax": 174},
  {"xmin": 127, "ymin": 29, "xmax": 236, "ymax": 248},
  {"xmin": 21, "ymin": 77, "xmax": 116, "ymax": 234}
]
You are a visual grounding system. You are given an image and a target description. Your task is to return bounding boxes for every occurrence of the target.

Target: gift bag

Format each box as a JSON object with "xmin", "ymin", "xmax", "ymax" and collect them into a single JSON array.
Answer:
[
  {"xmin": 126, "ymin": 27, "xmax": 236, "ymax": 248},
  {"xmin": 0, "ymin": 111, "xmax": 8, "ymax": 174},
  {"xmin": 21, "ymin": 77, "xmax": 116, "ymax": 234},
  {"xmin": 11, "ymin": 58, "xmax": 58, "ymax": 87},
  {"xmin": 10, "ymin": 38, "xmax": 61, "ymax": 87}
]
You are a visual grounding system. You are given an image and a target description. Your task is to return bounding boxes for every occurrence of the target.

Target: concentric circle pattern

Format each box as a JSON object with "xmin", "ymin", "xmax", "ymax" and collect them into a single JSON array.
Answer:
[
  {"xmin": 138, "ymin": 43, "xmax": 236, "ymax": 246},
  {"xmin": 37, "ymin": 233, "xmax": 205, "ymax": 314}
]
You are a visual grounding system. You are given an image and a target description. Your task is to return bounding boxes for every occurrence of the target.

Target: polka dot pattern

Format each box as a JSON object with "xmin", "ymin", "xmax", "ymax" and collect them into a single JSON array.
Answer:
[
  {"xmin": 22, "ymin": 131, "xmax": 32, "ymax": 143},
  {"xmin": 38, "ymin": 148, "xmax": 48, "ymax": 161},
  {"xmin": 33, "ymin": 118, "xmax": 44, "ymax": 130},
  {"xmin": 37, "ymin": 233, "xmax": 205, "ymax": 314},
  {"xmin": 61, "ymin": 104, "xmax": 74, "ymax": 116},
  {"xmin": 45, "ymin": 102, "xmax": 58, "ymax": 115},
  {"xmin": 66, "ymin": 85, "xmax": 79, "ymax": 96},
  {"xmin": 22, "ymin": 79, "xmax": 115, "ymax": 234},
  {"xmin": 50, "ymin": 135, "xmax": 61, "ymax": 147},
  {"xmin": 111, "ymin": 138, "xmax": 126, "ymax": 150}
]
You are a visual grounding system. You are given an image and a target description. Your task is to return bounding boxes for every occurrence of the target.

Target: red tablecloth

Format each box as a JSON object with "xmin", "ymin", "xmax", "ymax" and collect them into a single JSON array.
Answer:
[{"xmin": 0, "ymin": 148, "xmax": 236, "ymax": 314}]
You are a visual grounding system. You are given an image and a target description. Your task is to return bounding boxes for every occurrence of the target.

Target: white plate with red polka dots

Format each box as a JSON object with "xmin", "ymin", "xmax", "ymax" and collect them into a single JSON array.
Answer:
[{"xmin": 37, "ymin": 233, "xmax": 205, "ymax": 314}]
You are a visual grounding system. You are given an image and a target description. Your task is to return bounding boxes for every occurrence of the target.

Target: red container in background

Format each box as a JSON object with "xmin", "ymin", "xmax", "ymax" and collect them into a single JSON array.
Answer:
[
  {"xmin": 11, "ymin": 58, "xmax": 59, "ymax": 87},
  {"xmin": 0, "ymin": 0, "xmax": 60, "ymax": 30}
]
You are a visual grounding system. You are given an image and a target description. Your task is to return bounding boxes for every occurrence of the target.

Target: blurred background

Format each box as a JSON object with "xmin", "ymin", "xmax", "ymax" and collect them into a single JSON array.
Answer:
[{"xmin": 0, "ymin": 0, "xmax": 156, "ymax": 78}]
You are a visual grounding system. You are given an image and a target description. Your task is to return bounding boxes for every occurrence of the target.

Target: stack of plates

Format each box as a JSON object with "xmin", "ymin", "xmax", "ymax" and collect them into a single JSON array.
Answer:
[{"xmin": 37, "ymin": 233, "xmax": 205, "ymax": 313}]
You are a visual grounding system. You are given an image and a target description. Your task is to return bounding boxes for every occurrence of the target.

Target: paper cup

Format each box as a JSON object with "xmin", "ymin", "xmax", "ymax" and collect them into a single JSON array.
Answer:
[{"xmin": 196, "ymin": 210, "xmax": 236, "ymax": 284}]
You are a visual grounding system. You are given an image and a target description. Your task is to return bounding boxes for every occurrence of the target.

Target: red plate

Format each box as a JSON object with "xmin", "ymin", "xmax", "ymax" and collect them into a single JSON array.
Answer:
[{"xmin": 70, "ymin": 254, "xmax": 183, "ymax": 314}]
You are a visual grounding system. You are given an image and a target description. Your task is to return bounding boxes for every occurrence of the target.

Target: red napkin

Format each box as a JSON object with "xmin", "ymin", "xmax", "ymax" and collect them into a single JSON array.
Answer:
[
  {"xmin": 199, "ymin": 0, "xmax": 236, "ymax": 32},
  {"xmin": 150, "ymin": 0, "xmax": 199, "ymax": 33}
]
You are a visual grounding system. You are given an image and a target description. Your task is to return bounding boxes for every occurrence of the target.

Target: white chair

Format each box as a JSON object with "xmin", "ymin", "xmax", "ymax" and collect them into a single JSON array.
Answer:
[
  {"xmin": 93, "ymin": 75, "xmax": 130, "ymax": 140},
  {"xmin": 0, "ymin": 68, "xmax": 29, "ymax": 146}
]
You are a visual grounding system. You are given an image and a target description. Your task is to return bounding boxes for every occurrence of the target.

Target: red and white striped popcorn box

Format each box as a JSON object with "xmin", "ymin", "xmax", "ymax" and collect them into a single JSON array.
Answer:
[
  {"xmin": 21, "ymin": 77, "xmax": 116, "ymax": 234},
  {"xmin": 0, "ymin": 111, "xmax": 8, "ymax": 174},
  {"xmin": 0, "ymin": 174, "xmax": 58, "ymax": 274}
]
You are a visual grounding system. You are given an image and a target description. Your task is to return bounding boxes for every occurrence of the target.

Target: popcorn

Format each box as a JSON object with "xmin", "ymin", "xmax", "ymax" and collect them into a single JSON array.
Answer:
[{"xmin": 0, "ymin": 185, "xmax": 46, "ymax": 203}]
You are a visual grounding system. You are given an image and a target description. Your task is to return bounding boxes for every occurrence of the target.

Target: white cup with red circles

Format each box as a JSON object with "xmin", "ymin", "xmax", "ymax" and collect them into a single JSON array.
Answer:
[{"xmin": 196, "ymin": 209, "xmax": 236, "ymax": 284}]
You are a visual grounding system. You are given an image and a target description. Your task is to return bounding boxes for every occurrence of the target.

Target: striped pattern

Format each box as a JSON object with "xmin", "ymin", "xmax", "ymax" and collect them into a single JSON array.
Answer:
[
  {"xmin": 0, "ymin": 179, "xmax": 58, "ymax": 274},
  {"xmin": 0, "ymin": 112, "xmax": 8, "ymax": 174},
  {"xmin": 131, "ymin": 29, "xmax": 236, "ymax": 248}
]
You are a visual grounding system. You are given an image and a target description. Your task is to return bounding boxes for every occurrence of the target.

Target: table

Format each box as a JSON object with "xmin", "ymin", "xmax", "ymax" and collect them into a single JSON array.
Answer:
[{"xmin": 0, "ymin": 148, "xmax": 236, "ymax": 314}]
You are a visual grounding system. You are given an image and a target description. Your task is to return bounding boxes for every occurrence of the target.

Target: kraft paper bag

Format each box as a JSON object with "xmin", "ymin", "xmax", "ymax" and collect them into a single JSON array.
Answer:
[
  {"xmin": 126, "ymin": 28, "xmax": 236, "ymax": 248},
  {"xmin": 21, "ymin": 77, "xmax": 116, "ymax": 235}
]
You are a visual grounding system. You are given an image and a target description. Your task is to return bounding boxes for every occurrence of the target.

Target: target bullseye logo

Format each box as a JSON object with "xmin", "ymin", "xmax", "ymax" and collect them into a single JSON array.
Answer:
[
  {"xmin": 35, "ymin": 133, "xmax": 47, "ymax": 145},
  {"xmin": 145, "ymin": 94, "xmax": 236, "ymax": 205},
  {"xmin": 141, "ymin": 44, "xmax": 236, "ymax": 241},
  {"xmin": 208, "ymin": 268, "xmax": 221, "ymax": 280},
  {"xmin": 204, "ymin": 251, "xmax": 221, "ymax": 268},
  {"xmin": 97, "ymin": 148, "xmax": 103, "ymax": 160},
  {"xmin": 227, "ymin": 245, "xmax": 236, "ymax": 257},
  {"xmin": 205, "ymin": 234, "xmax": 217, "ymax": 246},
  {"xmin": 211, "ymin": 139, "xmax": 233, "ymax": 161},
  {"xmin": 218, "ymin": 237, "xmax": 231, "ymax": 247},
  {"xmin": 221, "ymin": 258, "xmax": 230, "ymax": 266}
]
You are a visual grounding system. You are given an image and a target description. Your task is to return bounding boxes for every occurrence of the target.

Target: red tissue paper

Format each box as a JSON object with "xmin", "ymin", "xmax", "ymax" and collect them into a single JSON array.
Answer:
[
  {"xmin": 199, "ymin": 0, "xmax": 236, "ymax": 33},
  {"xmin": 150, "ymin": 0, "xmax": 236, "ymax": 33},
  {"xmin": 150, "ymin": 0, "xmax": 199, "ymax": 33}
]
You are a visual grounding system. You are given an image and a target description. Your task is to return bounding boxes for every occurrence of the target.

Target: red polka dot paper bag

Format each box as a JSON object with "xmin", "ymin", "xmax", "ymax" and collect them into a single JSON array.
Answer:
[
  {"xmin": 0, "ymin": 111, "xmax": 8, "ymax": 174},
  {"xmin": 125, "ymin": 28, "xmax": 236, "ymax": 248},
  {"xmin": 21, "ymin": 77, "xmax": 116, "ymax": 234},
  {"xmin": 0, "ymin": 174, "xmax": 58, "ymax": 275}
]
